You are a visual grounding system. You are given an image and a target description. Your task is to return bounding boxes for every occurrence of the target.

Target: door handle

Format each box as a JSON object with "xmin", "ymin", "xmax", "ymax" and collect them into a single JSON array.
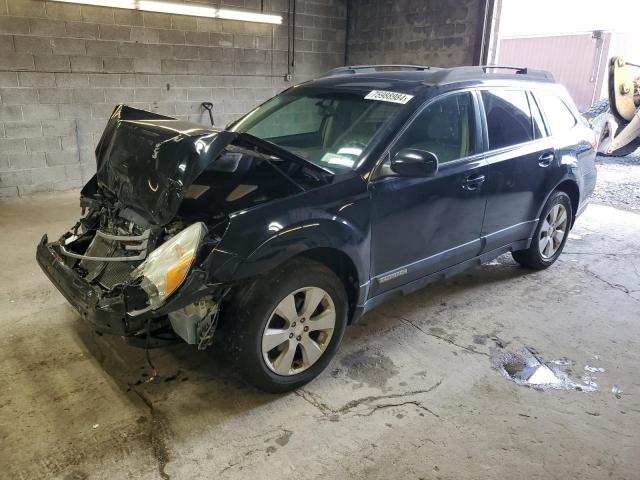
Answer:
[
  {"xmin": 538, "ymin": 152, "xmax": 554, "ymax": 167},
  {"xmin": 462, "ymin": 173, "xmax": 486, "ymax": 190}
]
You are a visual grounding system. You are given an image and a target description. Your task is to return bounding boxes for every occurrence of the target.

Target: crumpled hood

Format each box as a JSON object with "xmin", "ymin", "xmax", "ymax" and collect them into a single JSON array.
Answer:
[{"xmin": 94, "ymin": 105, "xmax": 237, "ymax": 225}]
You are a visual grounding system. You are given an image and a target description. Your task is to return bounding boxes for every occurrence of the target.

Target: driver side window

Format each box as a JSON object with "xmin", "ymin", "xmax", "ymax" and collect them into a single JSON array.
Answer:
[{"xmin": 393, "ymin": 92, "xmax": 477, "ymax": 164}]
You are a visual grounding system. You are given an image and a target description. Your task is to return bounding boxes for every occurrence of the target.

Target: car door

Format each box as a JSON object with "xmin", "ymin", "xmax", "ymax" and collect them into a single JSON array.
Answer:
[
  {"xmin": 368, "ymin": 91, "xmax": 488, "ymax": 297},
  {"xmin": 479, "ymin": 89, "xmax": 558, "ymax": 252}
]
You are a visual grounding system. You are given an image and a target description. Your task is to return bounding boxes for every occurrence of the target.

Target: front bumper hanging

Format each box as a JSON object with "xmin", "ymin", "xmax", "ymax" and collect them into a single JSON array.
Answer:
[
  {"xmin": 37, "ymin": 235, "xmax": 222, "ymax": 337},
  {"xmin": 37, "ymin": 234, "xmax": 133, "ymax": 335}
]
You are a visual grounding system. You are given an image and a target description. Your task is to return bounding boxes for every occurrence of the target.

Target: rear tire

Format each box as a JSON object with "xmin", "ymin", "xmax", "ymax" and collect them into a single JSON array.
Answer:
[
  {"xmin": 224, "ymin": 258, "xmax": 348, "ymax": 393},
  {"xmin": 512, "ymin": 191, "xmax": 572, "ymax": 270}
]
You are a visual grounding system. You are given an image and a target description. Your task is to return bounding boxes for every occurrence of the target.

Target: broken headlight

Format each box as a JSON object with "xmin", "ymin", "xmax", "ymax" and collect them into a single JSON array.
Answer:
[{"xmin": 131, "ymin": 222, "xmax": 207, "ymax": 309}]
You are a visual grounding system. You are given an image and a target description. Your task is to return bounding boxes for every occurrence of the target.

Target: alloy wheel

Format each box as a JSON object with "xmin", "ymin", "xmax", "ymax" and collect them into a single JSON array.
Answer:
[
  {"xmin": 538, "ymin": 203, "xmax": 568, "ymax": 259},
  {"xmin": 261, "ymin": 287, "xmax": 336, "ymax": 376}
]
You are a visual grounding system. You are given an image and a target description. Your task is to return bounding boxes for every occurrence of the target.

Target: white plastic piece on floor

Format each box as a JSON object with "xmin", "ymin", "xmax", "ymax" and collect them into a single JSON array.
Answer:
[
  {"xmin": 549, "ymin": 358, "xmax": 575, "ymax": 366},
  {"xmin": 491, "ymin": 347, "xmax": 599, "ymax": 392},
  {"xmin": 525, "ymin": 364, "xmax": 559, "ymax": 385},
  {"xmin": 584, "ymin": 365, "xmax": 606, "ymax": 373},
  {"xmin": 581, "ymin": 374, "xmax": 598, "ymax": 389}
]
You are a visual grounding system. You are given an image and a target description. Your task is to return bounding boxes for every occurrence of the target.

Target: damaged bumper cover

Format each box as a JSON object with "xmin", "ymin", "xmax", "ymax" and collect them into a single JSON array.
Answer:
[{"xmin": 37, "ymin": 234, "xmax": 223, "ymax": 337}]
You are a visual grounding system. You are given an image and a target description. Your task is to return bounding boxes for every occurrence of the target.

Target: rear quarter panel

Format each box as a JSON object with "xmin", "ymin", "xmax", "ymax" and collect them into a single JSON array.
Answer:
[
  {"xmin": 536, "ymin": 85, "xmax": 597, "ymax": 218},
  {"xmin": 559, "ymin": 87, "xmax": 598, "ymax": 206},
  {"xmin": 553, "ymin": 103, "xmax": 598, "ymax": 214}
]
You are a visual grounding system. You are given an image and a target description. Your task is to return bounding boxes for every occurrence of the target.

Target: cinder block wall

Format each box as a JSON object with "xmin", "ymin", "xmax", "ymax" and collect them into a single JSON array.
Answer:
[
  {"xmin": 0, "ymin": 0, "xmax": 346, "ymax": 197},
  {"xmin": 346, "ymin": 0, "xmax": 483, "ymax": 67}
]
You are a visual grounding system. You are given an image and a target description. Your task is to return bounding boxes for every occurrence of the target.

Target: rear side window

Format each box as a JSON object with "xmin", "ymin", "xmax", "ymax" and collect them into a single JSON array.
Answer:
[
  {"xmin": 536, "ymin": 92, "xmax": 577, "ymax": 135},
  {"xmin": 481, "ymin": 90, "xmax": 534, "ymax": 149}
]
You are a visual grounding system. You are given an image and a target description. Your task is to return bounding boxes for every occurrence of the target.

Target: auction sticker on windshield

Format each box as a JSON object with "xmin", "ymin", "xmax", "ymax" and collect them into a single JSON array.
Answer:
[{"xmin": 364, "ymin": 90, "xmax": 414, "ymax": 104}]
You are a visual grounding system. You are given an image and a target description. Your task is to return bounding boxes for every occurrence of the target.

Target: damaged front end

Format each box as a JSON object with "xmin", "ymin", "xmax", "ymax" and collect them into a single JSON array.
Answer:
[
  {"xmin": 37, "ymin": 104, "xmax": 328, "ymax": 349},
  {"xmin": 36, "ymin": 201, "xmax": 229, "ymax": 348}
]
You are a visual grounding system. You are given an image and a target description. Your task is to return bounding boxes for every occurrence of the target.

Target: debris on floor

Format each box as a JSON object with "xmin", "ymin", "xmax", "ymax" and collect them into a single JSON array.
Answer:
[
  {"xmin": 581, "ymin": 373, "xmax": 598, "ymax": 389},
  {"xmin": 490, "ymin": 347, "xmax": 599, "ymax": 392},
  {"xmin": 549, "ymin": 357, "xmax": 575, "ymax": 366},
  {"xmin": 584, "ymin": 365, "xmax": 605, "ymax": 373}
]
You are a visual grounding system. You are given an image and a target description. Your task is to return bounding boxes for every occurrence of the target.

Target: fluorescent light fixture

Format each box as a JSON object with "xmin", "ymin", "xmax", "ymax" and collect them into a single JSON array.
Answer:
[{"xmin": 51, "ymin": 0, "xmax": 282, "ymax": 24}]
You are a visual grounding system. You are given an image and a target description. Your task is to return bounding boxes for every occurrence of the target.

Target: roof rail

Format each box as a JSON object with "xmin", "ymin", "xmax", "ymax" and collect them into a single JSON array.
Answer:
[
  {"xmin": 316, "ymin": 64, "xmax": 555, "ymax": 84},
  {"xmin": 321, "ymin": 64, "xmax": 432, "ymax": 77},
  {"xmin": 482, "ymin": 65, "xmax": 528, "ymax": 74},
  {"xmin": 481, "ymin": 65, "xmax": 555, "ymax": 81},
  {"xmin": 420, "ymin": 65, "xmax": 555, "ymax": 84}
]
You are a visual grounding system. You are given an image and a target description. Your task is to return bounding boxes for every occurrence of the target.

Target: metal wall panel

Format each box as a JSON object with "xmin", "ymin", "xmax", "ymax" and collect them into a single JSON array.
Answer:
[{"xmin": 497, "ymin": 33, "xmax": 611, "ymax": 110}]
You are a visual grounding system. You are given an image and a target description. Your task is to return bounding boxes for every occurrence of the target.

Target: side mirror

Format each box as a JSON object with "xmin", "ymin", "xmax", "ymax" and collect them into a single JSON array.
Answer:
[{"xmin": 390, "ymin": 149, "xmax": 438, "ymax": 177}]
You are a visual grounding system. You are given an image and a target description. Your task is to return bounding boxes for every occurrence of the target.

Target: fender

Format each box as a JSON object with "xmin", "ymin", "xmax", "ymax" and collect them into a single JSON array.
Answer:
[
  {"xmin": 235, "ymin": 216, "xmax": 369, "ymax": 285},
  {"xmin": 205, "ymin": 174, "xmax": 372, "ymax": 291}
]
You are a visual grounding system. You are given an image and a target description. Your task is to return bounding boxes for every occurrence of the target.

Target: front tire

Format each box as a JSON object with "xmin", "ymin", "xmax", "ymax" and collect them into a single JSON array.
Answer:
[
  {"xmin": 512, "ymin": 191, "xmax": 572, "ymax": 270},
  {"xmin": 225, "ymin": 258, "xmax": 348, "ymax": 393}
]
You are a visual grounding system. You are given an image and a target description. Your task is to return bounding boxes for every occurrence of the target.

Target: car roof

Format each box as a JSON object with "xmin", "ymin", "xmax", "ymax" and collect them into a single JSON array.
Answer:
[{"xmin": 302, "ymin": 65, "xmax": 557, "ymax": 95}]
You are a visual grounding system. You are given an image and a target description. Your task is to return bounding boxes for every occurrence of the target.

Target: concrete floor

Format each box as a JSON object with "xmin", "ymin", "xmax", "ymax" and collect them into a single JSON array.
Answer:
[
  {"xmin": 593, "ymin": 154, "xmax": 640, "ymax": 211},
  {"xmin": 1, "ymin": 190, "xmax": 639, "ymax": 480}
]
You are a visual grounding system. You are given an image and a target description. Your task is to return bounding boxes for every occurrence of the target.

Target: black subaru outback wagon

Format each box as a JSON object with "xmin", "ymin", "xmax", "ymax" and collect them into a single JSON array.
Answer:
[{"xmin": 37, "ymin": 65, "xmax": 597, "ymax": 392}]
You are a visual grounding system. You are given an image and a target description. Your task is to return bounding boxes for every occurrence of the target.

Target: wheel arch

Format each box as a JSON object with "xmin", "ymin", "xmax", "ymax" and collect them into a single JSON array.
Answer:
[
  {"xmin": 226, "ymin": 246, "xmax": 363, "ymax": 325},
  {"xmin": 534, "ymin": 178, "xmax": 580, "ymax": 230},
  {"xmin": 222, "ymin": 216, "xmax": 370, "ymax": 324},
  {"xmin": 554, "ymin": 179, "xmax": 580, "ymax": 227},
  {"xmin": 293, "ymin": 247, "xmax": 360, "ymax": 324}
]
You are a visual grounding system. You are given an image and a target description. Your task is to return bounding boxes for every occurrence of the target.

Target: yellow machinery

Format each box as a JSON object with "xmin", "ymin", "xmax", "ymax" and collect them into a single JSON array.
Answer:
[{"xmin": 584, "ymin": 56, "xmax": 640, "ymax": 156}]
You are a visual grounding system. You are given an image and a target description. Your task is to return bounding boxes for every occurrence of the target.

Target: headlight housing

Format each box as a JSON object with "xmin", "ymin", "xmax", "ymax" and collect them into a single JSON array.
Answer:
[{"xmin": 131, "ymin": 222, "xmax": 207, "ymax": 309}]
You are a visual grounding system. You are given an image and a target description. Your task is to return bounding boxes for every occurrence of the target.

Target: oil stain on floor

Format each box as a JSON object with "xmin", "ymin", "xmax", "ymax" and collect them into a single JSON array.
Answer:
[{"xmin": 333, "ymin": 347, "xmax": 399, "ymax": 391}]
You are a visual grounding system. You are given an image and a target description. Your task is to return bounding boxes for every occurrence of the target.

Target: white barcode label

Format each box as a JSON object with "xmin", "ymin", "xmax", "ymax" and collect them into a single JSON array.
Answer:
[{"xmin": 364, "ymin": 90, "xmax": 414, "ymax": 104}]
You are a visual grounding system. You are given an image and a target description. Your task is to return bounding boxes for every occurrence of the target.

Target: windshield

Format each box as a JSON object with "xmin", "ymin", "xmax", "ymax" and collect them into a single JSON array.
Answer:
[{"xmin": 229, "ymin": 89, "xmax": 404, "ymax": 173}]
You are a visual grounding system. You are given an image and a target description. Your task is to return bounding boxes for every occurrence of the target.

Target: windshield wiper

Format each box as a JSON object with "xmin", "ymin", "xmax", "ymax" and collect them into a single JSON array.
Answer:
[{"xmin": 235, "ymin": 133, "xmax": 334, "ymax": 177}]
